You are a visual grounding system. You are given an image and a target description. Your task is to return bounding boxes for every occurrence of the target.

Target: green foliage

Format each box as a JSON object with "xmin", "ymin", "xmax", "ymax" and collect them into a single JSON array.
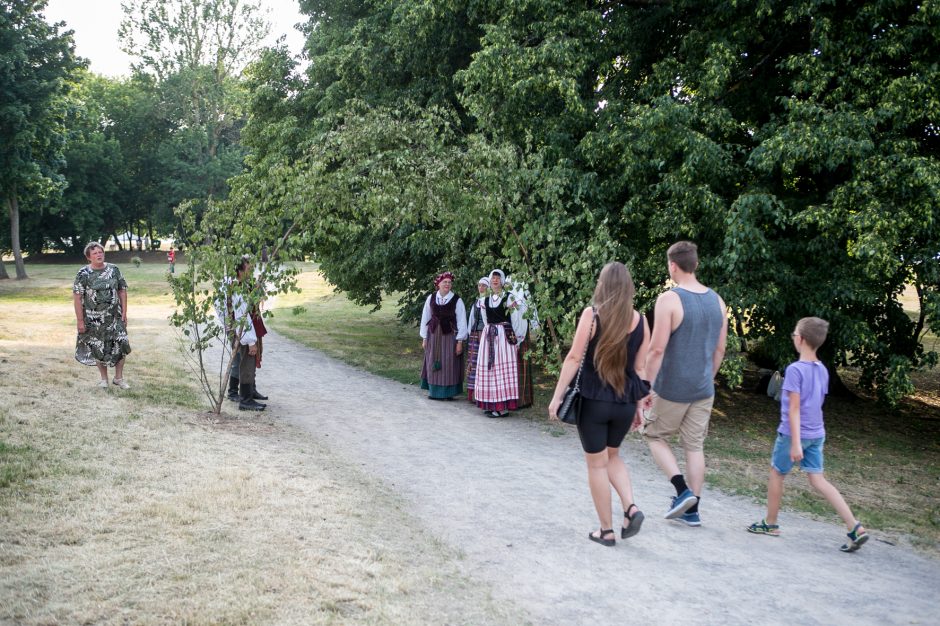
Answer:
[
  {"xmin": 232, "ymin": 0, "xmax": 940, "ymax": 405},
  {"xmin": 0, "ymin": 0, "xmax": 82, "ymax": 276}
]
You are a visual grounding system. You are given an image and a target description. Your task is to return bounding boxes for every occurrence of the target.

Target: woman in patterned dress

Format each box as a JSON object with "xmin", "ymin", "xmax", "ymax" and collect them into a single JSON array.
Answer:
[
  {"xmin": 465, "ymin": 276, "xmax": 489, "ymax": 403},
  {"xmin": 474, "ymin": 269, "xmax": 528, "ymax": 417},
  {"xmin": 420, "ymin": 272, "xmax": 468, "ymax": 399},
  {"xmin": 72, "ymin": 242, "xmax": 132, "ymax": 388}
]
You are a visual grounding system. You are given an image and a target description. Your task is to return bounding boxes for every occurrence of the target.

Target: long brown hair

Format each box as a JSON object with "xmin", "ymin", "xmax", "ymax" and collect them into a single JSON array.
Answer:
[{"xmin": 592, "ymin": 262, "xmax": 636, "ymax": 394}]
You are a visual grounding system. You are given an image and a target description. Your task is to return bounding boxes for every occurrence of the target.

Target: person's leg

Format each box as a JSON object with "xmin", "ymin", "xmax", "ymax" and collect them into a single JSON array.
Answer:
[
  {"xmin": 644, "ymin": 396, "xmax": 686, "ymax": 478},
  {"xmin": 114, "ymin": 358, "xmax": 124, "ymax": 381},
  {"xmin": 237, "ymin": 344, "xmax": 264, "ymax": 410},
  {"xmin": 96, "ymin": 362, "xmax": 108, "ymax": 381},
  {"xmin": 766, "ymin": 468, "xmax": 786, "ymax": 524},
  {"xmin": 585, "ymin": 450, "xmax": 613, "ymax": 533},
  {"xmin": 578, "ymin": 400, "xmax": 615, "ymax": 543},
  {"xmin": 679, "ymin": 396, "xmax": 714, "ymax": 503},
  {"xmin": 606, "ymin": 447, "xmax": 635, "ymax": 513},
  {"xmin": 807, "ymin": 473, "xmax": 858, "ymax": 530}
]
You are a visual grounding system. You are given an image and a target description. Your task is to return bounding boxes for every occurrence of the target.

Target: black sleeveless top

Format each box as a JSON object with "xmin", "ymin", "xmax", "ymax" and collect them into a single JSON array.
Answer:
[{"xmin": 580, "ymin": 313, "xmax": 648, "ymax": 404}]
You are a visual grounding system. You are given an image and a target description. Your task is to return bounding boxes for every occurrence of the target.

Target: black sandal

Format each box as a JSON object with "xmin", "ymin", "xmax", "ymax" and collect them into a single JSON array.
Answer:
[
  {"xmin": 622, "ymin": 503, "xmax": 645, "ymax": 539},
  {"xmin": 588, "ymin": 528, "xmax": 616, "ymax": 547}
]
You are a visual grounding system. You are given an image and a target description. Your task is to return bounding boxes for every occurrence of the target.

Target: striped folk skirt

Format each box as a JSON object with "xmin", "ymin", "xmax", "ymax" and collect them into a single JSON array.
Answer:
[
  {"xmin": 465, "ymin": 329, "xmax": 482, "ymax": 402},
  {"xmin": 421, "ymin": 329, "xmax": 464, "ymax": 399},
  {"xmin": 474, "ymin": 323, "xmax": 520, "ymax": 411},
  {"xmin": 516, "ymin": 334, "xmax": 534, "ymax": 409}
]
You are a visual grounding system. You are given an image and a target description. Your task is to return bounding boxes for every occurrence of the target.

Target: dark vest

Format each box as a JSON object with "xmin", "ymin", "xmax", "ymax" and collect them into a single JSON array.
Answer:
[
  {"xmin": 428, "ymin": 294, "xmax": 459, "ymax": 335},
  {"xmin": 484, "ymin": 295, "xmax": 510, "ymax": 324}
]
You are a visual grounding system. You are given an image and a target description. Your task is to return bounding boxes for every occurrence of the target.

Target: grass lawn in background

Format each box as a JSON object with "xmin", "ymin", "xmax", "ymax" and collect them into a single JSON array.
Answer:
[{"xmin": 270, "ymin": 263, "xmax": 940, "ymax": 554}]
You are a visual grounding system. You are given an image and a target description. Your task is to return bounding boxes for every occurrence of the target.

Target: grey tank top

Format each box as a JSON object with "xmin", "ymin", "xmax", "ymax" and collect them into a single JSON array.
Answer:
[{"xmin": 654, "ymin": 287, "xmax": 722, "ymax": 402}]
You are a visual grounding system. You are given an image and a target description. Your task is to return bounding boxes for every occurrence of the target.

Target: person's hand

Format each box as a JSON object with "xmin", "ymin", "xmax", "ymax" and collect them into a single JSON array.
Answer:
[
  {"xmin": 248, "ymin": 344, "xmax": 258, "ymax": 356},
  {"xmin": 790, "ymin": 443, "xmax": 804, "ymax": 463},
  {"xmin": 548, "ymin": 396, "xmax": 561, "ymax": 421},
  {"xmin": 77, "ymin": 320, "xmax": 86, "ymax": 334},
  {"xmin": 631, "ymin": 406, "xmax": 645, "ymax": 432},
  {"xmin": 455, "ymin": 341, "xmax": 463, "ymax": 356},
  {"xmin": 422, "ymin": 339, "xmax": 427, "ymax": 350},
  {"xmin": 122, "ymin": 312, "xmax": 127, "ymax": 324}
]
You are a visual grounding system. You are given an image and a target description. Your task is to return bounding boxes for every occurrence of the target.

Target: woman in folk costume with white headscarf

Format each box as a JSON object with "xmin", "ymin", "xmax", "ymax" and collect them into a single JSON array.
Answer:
[
  {"xmin": 465, "ymin": 276, "xmax": 490, "ymax": 403},
  {"xmin": 420, "ymin": 271, "xmax": 468, "ymax": 399},
  {"xmin": 474, "ymin": 269, "xmax": 530, "ymax": 417}
]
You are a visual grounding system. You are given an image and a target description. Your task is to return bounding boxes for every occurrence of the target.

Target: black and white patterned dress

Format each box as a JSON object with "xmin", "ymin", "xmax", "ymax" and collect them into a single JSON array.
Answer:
[{"xmin": 73, "ymin": 263, "xmax": 132, "ymax": 366}]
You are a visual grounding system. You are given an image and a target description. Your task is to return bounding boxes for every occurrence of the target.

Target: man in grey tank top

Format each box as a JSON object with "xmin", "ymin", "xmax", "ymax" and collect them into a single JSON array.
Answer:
[{"xmin": 643, "ymin": 241, "xmax": 727, "ymax": 527}]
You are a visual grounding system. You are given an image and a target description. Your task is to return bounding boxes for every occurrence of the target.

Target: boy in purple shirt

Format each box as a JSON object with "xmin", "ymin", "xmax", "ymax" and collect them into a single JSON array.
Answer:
[{"xmin": 747, "ymin": 317, "xmax": 869, "ymax": 552}]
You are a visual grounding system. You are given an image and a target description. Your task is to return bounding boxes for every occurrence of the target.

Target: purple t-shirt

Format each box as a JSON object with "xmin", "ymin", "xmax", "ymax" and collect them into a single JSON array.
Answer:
[{"xmin": 778, "ymin": 360, "xmax": 828, "ymax": 439}]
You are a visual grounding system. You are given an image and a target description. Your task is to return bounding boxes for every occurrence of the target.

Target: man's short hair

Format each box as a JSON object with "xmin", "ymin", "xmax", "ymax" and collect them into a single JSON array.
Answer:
[
  {"xmin": 83, "ymin": 241, "xmax": 104, "ymax": 258},
  {"xmin": 667, "ymin": 241, "xmax": 698, "ymax": 273},
  {"xmin": 796, "ymin": 317, "xmax": 829, "ymax": 350}
]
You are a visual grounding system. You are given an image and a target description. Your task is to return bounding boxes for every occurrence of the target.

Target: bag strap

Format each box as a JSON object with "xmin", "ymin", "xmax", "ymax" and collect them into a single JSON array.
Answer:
[{"xmin": 571, "ymin": 307, "xmax": 596, "ymax": 393}]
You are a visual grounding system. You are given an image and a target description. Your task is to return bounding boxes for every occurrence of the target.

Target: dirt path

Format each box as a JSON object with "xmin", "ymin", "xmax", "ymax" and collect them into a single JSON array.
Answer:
[{"xmin": 261, "ymin": 329, "xmax": 938, "ymax": 625}]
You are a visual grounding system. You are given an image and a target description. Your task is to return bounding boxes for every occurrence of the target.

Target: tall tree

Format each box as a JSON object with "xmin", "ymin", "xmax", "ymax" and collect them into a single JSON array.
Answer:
[
  {"xmin": 120, "ymin": 0, "xmax": 269, "ymax": 158},
  {"xmin": 0, "ymin": 0, "xmax": 81, "ymax": 278}
]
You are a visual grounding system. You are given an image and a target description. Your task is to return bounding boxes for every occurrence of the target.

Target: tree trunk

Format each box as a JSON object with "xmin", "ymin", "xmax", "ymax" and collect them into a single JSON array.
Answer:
[
  {"xmin": 147, "ymin": 219, "xmax": 155, "ymax": 249},
  {"xmin": 0, "ymin": 258, "xmax": 9, "ymax": 279},
  {"xmin": 111, "ymin": 231, "xmax": 123, "ymax": 251},
  {"xmin": 7, "ymin": 190, "xmax": 28, "ymax": 280}
]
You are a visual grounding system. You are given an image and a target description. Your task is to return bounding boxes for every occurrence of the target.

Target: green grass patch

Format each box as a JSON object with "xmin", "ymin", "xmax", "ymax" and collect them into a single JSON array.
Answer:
[
  {"xmin": 269, "ymin": 266, "xmax": 424, "ymax": 385},
  {"xmin": 0, "ymin": 440, "xmax": 41, "ymax": 490}
]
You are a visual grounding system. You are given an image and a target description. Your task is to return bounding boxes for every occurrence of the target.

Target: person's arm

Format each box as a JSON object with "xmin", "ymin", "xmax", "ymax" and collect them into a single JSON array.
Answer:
[
  {"xmin": 632, "ymin": 314, "xmax": 652, "ymax": 430},
  {"xmin": 235, "ymin": 294, "xmax": 258, "ymax": 348},
  {"xmin": 548, "ymin": 307, "xmax": 594, "ymax": 419},
  {"xmin": 643, "ymin": 292, "xmax": 677, "ymax": 388},
  {"xmin": 73, "ymin": 292, "xmax": 85, "ymax": 333},
  {"xmin": 510, "ymin": 298, "xmax": 528, "ymax": 339},
  {"xmin": 788, "ymin": 391, "xmax": 803, "ymax": 461},
  {"xmin": 419, "ymin": 295, "xmax": 432, "ymax": 348},
  {"xmin": 712, "ymin": 296, "xmax": 728, "ymax": 377},
  {"xmin": 467, "ymin": 302, "xmax": 477, "ymax": 331},
  {"xmin": 454, "ymin": 298, "xmax": 468, "ymax": 354},
  {"xmin": 119, "ymin": 288, "xmax": 128, "ymax": 324}
]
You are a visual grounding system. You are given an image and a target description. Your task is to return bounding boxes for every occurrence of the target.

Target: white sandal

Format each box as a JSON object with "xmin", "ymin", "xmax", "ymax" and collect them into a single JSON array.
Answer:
[{"xmin": 112, "ymin": 378, "xmax": 130, "ymax": 390}]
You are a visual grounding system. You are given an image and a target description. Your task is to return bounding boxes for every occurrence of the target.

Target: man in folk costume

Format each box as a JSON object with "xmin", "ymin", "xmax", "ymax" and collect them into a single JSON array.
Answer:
[
  {"xmin": 420, "ymin": 272, "xmax": 468, "ymax": 400},
  {"xmin": 219, "ymin": 256, "xmax": 268, "ymax": 411},
  {"xmin": 475, "ymin": 269, "xmax": 529, "ymax": 417}
]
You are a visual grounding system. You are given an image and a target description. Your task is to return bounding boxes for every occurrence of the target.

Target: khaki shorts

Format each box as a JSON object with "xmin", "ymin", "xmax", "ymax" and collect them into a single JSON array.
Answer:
[{"xmin": 643, "ymin": 395, "xmax": 715, "ymax": 452}]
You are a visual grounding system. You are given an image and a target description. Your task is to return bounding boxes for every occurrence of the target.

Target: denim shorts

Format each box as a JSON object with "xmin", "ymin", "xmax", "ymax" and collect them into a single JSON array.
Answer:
[{"xmin": 771, "ymin": 434, "xmax": 825, "ymax": 475}]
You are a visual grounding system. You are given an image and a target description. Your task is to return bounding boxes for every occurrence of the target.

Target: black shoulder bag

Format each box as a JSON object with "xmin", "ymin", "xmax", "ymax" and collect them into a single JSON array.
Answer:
[{"xmin": 557, "ymin": 307, "xmax": 596, "ymax": 425}]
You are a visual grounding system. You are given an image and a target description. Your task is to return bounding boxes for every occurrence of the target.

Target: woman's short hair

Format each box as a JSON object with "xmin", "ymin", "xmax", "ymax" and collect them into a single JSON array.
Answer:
[
  {"xmin": 667, "ymin": 241, "xmax": 698, "ymax": 273},
  {"xmin": 84, "ymin": 241, "xmax": 104, "ymax": 258}
]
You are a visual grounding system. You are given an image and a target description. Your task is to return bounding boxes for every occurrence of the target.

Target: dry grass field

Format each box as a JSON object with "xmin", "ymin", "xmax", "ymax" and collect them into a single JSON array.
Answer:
[{"xmin": 0, "ymin": 263, "xmax": 522, "ymax": 625}]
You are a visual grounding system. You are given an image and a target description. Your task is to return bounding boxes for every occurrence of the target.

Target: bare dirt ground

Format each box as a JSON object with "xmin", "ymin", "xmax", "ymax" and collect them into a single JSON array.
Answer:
[{"xmin": 261, "ymin": 329, "xmax": 939, "ymax": 625}]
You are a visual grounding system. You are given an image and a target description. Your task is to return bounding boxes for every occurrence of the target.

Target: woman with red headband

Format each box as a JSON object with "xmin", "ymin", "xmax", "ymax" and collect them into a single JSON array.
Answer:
[{"xmin": 420, "ymin": 272, "xmax": 468, "ymax": 400}]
